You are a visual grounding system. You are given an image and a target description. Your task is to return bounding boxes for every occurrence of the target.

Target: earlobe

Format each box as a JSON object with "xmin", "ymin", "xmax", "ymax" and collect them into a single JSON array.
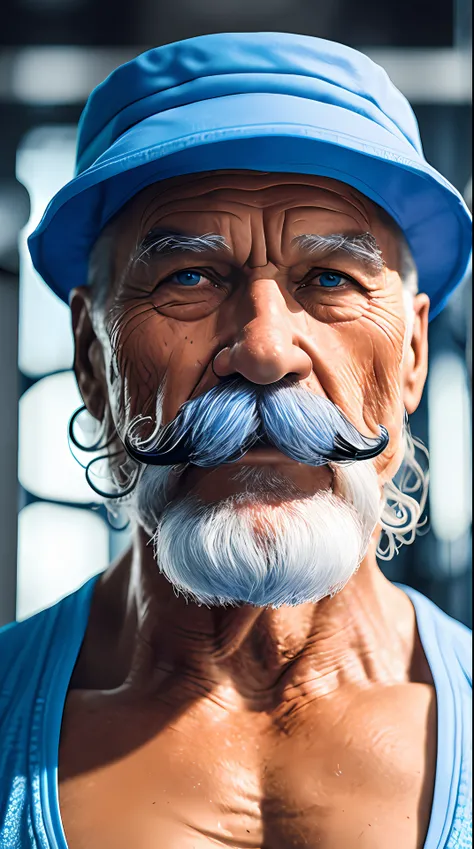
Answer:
[
  {"xmin": 70, "ymin": 286, "xmax": 107, "ymax": 422},
  {"xmin": 402, "ymin": 293, "xmax": 430, "ymax": 415}
]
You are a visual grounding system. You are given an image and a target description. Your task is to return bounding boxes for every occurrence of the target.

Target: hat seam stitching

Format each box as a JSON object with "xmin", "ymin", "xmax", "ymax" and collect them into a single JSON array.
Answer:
[{"xmin": 78, "ymin": 75, "xmax": 420, "ymax": 171}]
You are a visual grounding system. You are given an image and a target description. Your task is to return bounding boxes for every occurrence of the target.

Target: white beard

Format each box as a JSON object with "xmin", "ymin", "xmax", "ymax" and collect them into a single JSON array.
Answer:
[{"xmin": 130, "ymin": 460, "xmax": 382, "ymax": 608}]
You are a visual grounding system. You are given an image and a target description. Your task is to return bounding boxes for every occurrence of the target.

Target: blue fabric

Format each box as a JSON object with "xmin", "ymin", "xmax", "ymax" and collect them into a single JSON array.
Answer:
[
  {"xmin": 0, "ymin": 577, "xmax": 471, "ymax": 847},
  {"xmin": 27, "ymin": 32, "xmax": 471, "ymax": 320}
]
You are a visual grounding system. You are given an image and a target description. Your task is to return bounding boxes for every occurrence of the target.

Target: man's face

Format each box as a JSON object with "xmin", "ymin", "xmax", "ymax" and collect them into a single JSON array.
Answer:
[{"xmin": 73, "ymin": 171, "xmax": 429, "ymax": 606}]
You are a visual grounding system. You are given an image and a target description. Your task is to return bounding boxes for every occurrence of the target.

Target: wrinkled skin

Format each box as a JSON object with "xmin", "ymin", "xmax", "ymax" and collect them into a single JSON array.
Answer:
[{"xmin": 61, "ymin": 172, "xmax": 435, "ymax": 849}]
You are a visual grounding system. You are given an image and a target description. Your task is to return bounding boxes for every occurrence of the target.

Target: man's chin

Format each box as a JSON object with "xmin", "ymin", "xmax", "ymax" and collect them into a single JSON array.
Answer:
[
  {"xmin": 131, "ymin": 457, "xmax": 381, "ymax": 607},
  {"xmin": 148, "ymin": 490, "xmax": 365, "ymax": 608}
]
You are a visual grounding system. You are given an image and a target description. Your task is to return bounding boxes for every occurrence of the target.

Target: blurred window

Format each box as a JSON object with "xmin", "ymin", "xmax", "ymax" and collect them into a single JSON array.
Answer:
[
  {"xmin": 17, "ymin": 502, "xmax": 108, "ymax": 620},
  {"xmin": 428, "ymin": 350, "xmax": 472, "ymax": 546},
  {"xmin": 16, "ymin": 125, "xmax": 110, "ymax": 619},
  {"xmin": 16, "ymin": 126, "xmax": 76, "ymax": 377},
  {"xmin": 18, "ymin": 371, "xmax": 104, "ymax": 503}
]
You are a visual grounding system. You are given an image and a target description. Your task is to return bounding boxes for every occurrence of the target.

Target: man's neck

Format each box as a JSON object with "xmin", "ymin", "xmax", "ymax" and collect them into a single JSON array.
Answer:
[{"xmin": 71, "ymin": 527, "xmax": 425, "ymax": 700}]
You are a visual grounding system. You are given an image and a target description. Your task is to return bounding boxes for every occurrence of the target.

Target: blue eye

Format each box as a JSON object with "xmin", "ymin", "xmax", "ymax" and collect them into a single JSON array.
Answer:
[
  {"xmin": 174, "ymin": 270, "xmax": 203, "ymax": 286},
  {"xmin": 318, "ymin": 272, "xmax": 344, "ymax": 288}
]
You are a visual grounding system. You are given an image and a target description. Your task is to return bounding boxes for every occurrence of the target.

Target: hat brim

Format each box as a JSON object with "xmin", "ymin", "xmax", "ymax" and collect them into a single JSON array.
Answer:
[{"xmin": 28, "ymin": 92, "xmax": 472, "ymax": 320}]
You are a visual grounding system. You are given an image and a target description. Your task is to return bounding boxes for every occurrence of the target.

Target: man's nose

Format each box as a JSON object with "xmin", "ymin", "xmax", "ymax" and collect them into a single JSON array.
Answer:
[{"xmin": 212, "ymin": 278, "xmax": 313, "ymax": 384}]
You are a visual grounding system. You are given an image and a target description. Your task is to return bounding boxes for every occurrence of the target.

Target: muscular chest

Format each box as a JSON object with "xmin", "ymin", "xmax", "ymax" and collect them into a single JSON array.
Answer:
[{"xmin": 58, "ymin": 683, "xmax": 436, "ymax": 849}]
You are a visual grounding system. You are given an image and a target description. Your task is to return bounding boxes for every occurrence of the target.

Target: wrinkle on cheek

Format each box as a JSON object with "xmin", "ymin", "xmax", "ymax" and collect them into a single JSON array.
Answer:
[
  {"xmin": 308, "ymin": 302, "xmax": 367, "ymax": 324},
  {"xmin": 106, "ymin": 305, "xmax": 172, "ymax": 426},
  {"xmin": 110, "ymin": 307, "xmax": 215, "ymax": 432},
  {"xmin": 354, "ymin": 315, "xmax": 406, "ymax": 477},
  {"xmin": 362, "ymin": 273, "xmax": 406, "ymax": 334},
  {"xmin": 319, "ymin": 308, "xmax": 404, "ymax": 480},
  {"xmin": 324, "ymin": 359, "xmax": 366, "ymax": 424},
  {"xmin": 361, "ymin": 300, "xmax": 406, "ymax": 363},
  {"xmin": 114, "ymin": 354, "xmax": 158, "ymax": 430}
]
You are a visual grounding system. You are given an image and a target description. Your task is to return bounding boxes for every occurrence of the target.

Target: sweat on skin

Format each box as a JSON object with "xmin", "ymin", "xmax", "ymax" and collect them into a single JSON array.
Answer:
[
  {"xmin": 60, "ymin": 171, "xmax": 436, "ymax": 849},
  {"xmin": 81, "ymin": 172, "xmax": 426, "ymax": 473},
  {"xmin": 71, "ymin": 170, "xmax": 430, "ymax": 610}
]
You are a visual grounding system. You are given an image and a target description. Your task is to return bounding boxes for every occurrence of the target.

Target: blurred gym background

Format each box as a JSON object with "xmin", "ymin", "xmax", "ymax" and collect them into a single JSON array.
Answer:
[{"xmin": 0, "ymin": 0, "xmax": 471, "ymax": 626}]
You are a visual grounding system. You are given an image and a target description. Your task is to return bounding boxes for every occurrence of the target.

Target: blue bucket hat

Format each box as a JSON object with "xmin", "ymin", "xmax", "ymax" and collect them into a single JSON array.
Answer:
[{"xmin": 28, "ymin": 32, "xmax": 471, "ymax": 320}]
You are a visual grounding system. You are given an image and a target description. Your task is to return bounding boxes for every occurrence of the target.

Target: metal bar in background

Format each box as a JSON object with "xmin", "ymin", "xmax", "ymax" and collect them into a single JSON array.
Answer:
[
  {"xmin": 454, "ymin": 0, "xmax": 472, "ymax": 50},
  {"xmin": 0, "ymin": 269, "xmax": 19, "ymax": 627},
  {"xmin": 0, "ymin": 47, "xmax": 471, "ymax": 105}
]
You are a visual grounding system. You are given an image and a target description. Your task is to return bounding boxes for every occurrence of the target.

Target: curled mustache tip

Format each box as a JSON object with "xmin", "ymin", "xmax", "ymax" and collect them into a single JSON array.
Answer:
[
  {"xmin": 122, "ymin": 379, "xmax": 391, "ymax": 470},
  {"xmin": 124, "ymin": 432, "xmax": 189, "ymax": 466},
  {"xmin": 331, "ymin": 424, "xmax": 389, "ymax": 461}
]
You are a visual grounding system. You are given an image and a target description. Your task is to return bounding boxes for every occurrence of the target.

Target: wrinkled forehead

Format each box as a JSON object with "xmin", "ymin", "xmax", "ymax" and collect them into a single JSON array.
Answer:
[{"xmin": 114, "ymin": 170, "xmax": 400, "ymax": 261}]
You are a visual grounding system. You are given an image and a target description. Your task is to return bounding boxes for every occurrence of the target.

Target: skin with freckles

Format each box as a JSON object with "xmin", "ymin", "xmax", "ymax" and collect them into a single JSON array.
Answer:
[{"xmin": 62, "ymin": 172, "xmax": 434, "ymax": 849}]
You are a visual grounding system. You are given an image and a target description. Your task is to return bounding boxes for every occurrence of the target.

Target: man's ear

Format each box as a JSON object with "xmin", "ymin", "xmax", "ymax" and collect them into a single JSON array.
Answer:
[
  {"xmin": 70, "ymin": 286, "xmax": 107, "ymax": 421},
  {"xmin": 402, "ymin": 292, "xmax": 430, "ymax": 415}
]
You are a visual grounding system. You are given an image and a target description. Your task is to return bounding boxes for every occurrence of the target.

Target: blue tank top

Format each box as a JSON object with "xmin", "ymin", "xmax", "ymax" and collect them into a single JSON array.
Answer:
[{"xmin": 0, "ymin": 577, "xmax": 471, "ymax": 848}]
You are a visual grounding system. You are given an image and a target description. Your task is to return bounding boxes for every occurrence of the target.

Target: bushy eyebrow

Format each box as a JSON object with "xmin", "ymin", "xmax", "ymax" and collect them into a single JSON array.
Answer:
[
  {"xmin": 131, "ymin": 229, "xmax": 230, "ymax": 266},
  {"xmin": 292, "ymin": 232, "xmax": 385, "ymax": 274},
  {"xmin": 130, "ymin": 228, "xmax": 384, "ymax": 276}
]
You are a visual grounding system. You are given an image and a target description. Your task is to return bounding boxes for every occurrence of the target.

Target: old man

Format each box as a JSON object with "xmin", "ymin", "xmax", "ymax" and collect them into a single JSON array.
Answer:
[{"xmin": 0, "ymin": 32, "xmax": 471, "ymax": 849}]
